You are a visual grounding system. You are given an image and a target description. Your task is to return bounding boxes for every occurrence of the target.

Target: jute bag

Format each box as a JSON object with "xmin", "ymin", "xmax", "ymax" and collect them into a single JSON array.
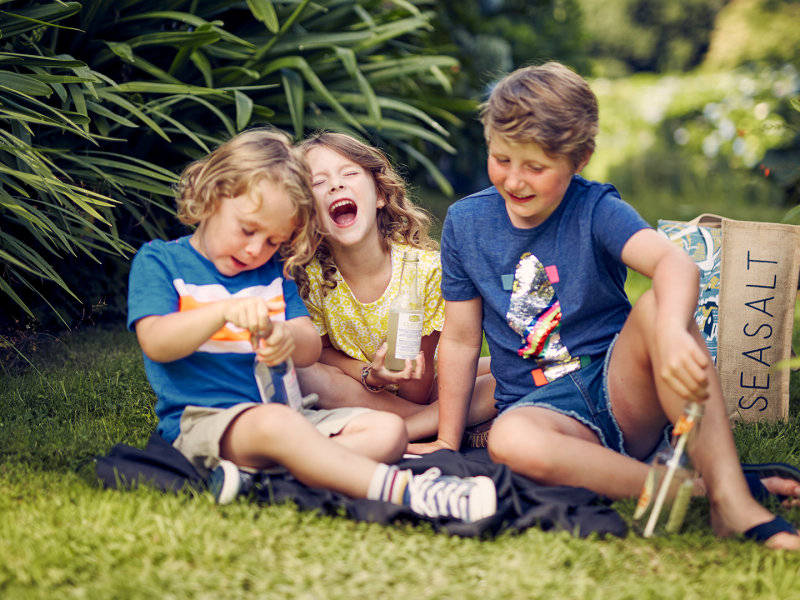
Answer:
[{"xmin": 658, "ymin": 214, "xmax": 800, "ymax": 422}]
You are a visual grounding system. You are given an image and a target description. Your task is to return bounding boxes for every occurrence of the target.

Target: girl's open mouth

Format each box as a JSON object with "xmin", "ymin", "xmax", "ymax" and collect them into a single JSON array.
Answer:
[{"xmin": 329, "ymin": 199, "xmax": 358, "ymax": 226}]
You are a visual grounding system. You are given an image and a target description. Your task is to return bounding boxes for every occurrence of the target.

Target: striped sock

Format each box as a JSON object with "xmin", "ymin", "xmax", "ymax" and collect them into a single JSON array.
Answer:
[{"xmin": 367, "ymin": 464, "xmax": 411, "ymax": 505}]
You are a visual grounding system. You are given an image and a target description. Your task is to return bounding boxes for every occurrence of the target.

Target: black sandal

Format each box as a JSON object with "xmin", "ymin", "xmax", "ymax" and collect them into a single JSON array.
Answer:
[{"xmin": 743, "ymin": 516, "xmax": 798, "ymax": 542}]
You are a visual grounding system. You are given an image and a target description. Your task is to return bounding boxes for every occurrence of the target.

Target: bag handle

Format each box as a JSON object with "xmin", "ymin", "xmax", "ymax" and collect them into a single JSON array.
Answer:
[{"xmin": 688, "ymin": 213, "xmax": 724, "ymax": 227}]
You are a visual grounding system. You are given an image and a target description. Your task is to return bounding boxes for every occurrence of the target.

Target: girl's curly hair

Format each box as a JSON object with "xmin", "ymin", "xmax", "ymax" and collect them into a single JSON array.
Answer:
[
  {"xmin": 176, "ymin": 127, "xmax": 317, "ymax": 278},
  {"xmin": 293, "ymin": 132, "xmax": 437, "ymax": 299}
]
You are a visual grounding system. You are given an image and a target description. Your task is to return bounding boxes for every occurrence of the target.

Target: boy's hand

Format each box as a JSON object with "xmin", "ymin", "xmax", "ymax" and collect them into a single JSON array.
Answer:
[
  {"xmin": 221, "ymin": 296, "xmax": 274, "ymax": 335},
  {"xmin": 658, "ymin": 328, "xmax": 710, "ymax": 403},
  {"xmin": 369, "ymin": 342, "xmax": 425, "ymax": 386},
  {"xmin": 250, "ymin": 300, "xmax": 294, "ymax": 366},
  {"xmin": 220, "ymin": 297, "xmax": 294, "ymax": 365},
  {"xmin": 253, "ymin": 320, "xmax": 295, "ymax": 366}
]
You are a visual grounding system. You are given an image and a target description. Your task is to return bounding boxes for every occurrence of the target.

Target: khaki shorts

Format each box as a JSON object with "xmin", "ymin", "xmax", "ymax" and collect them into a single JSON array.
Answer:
[{"xmin": 173, "ymin": 403, "xmax": 372, "ymax": 476}]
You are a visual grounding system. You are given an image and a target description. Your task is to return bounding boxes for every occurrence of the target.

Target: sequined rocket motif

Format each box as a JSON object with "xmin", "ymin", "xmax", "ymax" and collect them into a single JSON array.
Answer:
[{"xmin": 507, "ymin": 252, "xmax": 582, "ymax": 385}]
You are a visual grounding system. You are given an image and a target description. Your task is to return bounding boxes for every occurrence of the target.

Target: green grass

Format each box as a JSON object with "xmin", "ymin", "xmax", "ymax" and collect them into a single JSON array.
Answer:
[{"xmin": 2, "ymin": 326, "xmax": 800, "ymax": 599}]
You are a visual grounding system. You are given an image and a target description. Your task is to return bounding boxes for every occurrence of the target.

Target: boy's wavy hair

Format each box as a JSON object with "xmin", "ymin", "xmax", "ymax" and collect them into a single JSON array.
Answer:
[
  {"xmin": 293, "ymin": 131, "xmax": 437, "ymax": 299},
  {"xmin": 480, "ymin": 62, "xmax": 598, "ymax": 170},
  {"xmin": 176, "ymin": 127, "xmax": 317, "ymax": 278}
]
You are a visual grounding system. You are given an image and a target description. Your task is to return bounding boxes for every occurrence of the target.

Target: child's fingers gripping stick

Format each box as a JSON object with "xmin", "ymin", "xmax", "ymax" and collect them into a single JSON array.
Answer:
[
  {"xmin": 253, "ymin": 320, "xmax": 295, "ymax": 366},
  {"xmin": 660, "ymin": 331, "xmax": 710, "ymax": 402},
  {"xmin": 250, "ymin": 298, "xmax": 287, "ymax": 349},
  {"xmin": 678, "ymin": 340, "xmax": 711, "ymax": 402},
  {"xmin": 222, "ymin": 296, "xmax": 272, "ymax": 336}
]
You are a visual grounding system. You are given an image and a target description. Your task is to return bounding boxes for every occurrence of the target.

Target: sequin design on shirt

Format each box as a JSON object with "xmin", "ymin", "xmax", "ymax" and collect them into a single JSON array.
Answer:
[{"xmin": 506, "ymin": 252, "xmax": 582, "ymax": 386}]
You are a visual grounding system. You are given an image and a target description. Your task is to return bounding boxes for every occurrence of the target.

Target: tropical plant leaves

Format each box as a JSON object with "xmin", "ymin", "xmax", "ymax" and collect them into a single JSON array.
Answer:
[{"xmin": 0, "ymin": 0, "xmax": 460, "ymax": 327}]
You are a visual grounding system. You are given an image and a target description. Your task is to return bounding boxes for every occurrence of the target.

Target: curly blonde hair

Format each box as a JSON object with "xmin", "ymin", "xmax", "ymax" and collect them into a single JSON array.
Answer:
[
  {"xmin": 176, "ymin": 127, "xmax": 317, "ymax": 278},
  {"xmin": 293, "ymin": 132, "xmax": 437, "ymax": 299},
  {"xmin": 480, "ymin": 62, "xmax": 598, "ymax": 170}
]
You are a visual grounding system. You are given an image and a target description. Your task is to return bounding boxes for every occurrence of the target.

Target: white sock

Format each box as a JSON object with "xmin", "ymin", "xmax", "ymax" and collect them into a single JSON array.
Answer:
[{"xmin": 367, "ymin": 464, "xmax": 411, "ymax": 505}]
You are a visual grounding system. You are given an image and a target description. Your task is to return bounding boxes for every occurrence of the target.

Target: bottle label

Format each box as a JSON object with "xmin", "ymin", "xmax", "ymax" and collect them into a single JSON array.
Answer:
[
  {"xmin": 281, "ymin": 360, "xmax": 304, "ymax": 411},
  {"xmin": 393, "ymin": 311, "xmax": 423, "ymax": 359},
  {"xmin": 633, "ymin": 468, "xmax": 656, "ymax": 520},
  {"xmin": 665, "ymin": 479, "xmax": 693, "ymax": 533},
  {"xmin": 254, "ymin": 359, "xmax": 304, "ymax": 411},
  {"xmin": 254, "ymin": 361, "xmax": 280, "ymax": 404}
]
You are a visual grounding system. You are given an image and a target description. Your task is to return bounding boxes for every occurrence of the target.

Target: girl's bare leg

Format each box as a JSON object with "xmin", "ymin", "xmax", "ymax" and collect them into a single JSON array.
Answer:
[
  {"xmin": 329, "ymin": 410, "xmax": 408, "ymax": 463},
  {"xmin": 298, "ymin": 362, "xmax": 430, "ymax": 417},
  {"xmin": 406, "ymin": 371, "xmax": 497, "ymax": 443}
]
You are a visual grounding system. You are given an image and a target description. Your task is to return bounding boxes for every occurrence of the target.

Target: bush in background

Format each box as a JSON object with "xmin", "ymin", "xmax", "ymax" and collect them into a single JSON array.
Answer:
[
  {"xmin": 578, "ymin": 0, "xmax": 726, "ymax": 75},
  {"xmin": 428, "ymin": 0, "xmax": 589, "ymax": 194},
  {"xmin": 0, "ymin": 0, "xmax": 462, "ymax": 333}
]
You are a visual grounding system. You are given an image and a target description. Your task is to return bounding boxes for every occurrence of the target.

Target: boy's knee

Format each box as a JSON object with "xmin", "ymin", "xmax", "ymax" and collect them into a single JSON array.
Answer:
[
  {"xmin": 487, "ymin": 415, "xmax": 554, "ymax": 478},
  {"xmin": 382, "ymin": 413, "xmax": 409, "ymax": 461},
  {"xmin": 487, "ymin": 415, "xmax": 526, "ymax": 463},
  {"xmin": 247, "ymin": 403, "xmax": 302, "ymax": 441},
  {"xmin": 370, "ymin": 410, "xmax": 407, "ymax": 440}
]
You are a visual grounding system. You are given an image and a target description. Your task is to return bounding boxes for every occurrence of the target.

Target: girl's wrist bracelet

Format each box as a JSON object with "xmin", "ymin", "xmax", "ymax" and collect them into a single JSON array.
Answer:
[{"xmin": 361, "ymin": 363, "xmax": 386, "ymax": 393}]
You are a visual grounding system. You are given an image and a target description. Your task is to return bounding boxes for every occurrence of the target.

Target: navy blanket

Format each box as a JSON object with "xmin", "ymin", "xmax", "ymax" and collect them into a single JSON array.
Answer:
[{"xmin": 95, "ymin": 432, "xmax": 627, "ymax": 539}]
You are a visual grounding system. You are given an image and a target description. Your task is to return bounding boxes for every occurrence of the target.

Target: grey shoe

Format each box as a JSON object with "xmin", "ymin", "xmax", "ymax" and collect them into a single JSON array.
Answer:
[
  {"xmin": 405, "ymin": 467, "xmax": 497, "ymax": 522},
  {"xmin": 208, "ymin": 459, "xmax": 254, "ymax": 505}
]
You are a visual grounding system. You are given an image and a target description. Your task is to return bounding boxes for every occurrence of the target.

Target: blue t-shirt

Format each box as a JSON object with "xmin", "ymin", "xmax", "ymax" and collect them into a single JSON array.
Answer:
[
  {"xmin": 441, "ymin": 175, "xmax": 650, "ymax": 404},
  {"xmin": 127, "ymin": 236, "xmax": 309, "ymax": 442}
]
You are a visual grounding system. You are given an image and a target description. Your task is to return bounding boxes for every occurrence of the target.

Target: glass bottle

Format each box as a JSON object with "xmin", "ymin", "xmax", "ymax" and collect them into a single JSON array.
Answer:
[
  {"xmin": 634, "ymin": 401, "xmax": 704, "ymax": 537},
  {"xmin": 385, "ymin": 251, "xmax": 423, "ymax": 372},
  {"xmin": 252, "ymin": 324, "xmax": 305, "ymax": 411}
]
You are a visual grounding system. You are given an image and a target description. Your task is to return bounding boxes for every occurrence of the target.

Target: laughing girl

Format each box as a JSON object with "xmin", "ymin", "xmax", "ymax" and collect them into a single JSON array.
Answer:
[{"xmin": 294, "ymin": 132, "xmax": 496, "ymax": 443}]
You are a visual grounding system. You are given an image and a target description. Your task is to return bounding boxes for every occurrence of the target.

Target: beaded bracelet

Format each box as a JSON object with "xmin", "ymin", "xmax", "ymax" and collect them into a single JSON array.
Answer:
[{"xmin": 361, "ymin": 363, "xmax": 386, "ymax": 393}]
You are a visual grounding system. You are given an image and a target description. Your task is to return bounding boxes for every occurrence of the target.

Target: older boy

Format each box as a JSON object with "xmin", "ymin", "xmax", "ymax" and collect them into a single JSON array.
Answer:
[{"xmin": 417, "ymin": 63, "xmax": 799, "ymax": 548}]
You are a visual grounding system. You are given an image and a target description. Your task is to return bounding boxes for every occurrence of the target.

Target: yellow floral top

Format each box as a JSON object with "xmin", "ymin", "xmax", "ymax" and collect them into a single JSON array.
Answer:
[{"xmin": 303, "ymin": 242, "xmax": 445, "ymax": 363}]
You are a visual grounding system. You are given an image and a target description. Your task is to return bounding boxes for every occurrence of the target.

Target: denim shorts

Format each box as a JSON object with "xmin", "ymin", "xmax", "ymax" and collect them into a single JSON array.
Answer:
[{"xmin": 497, "ymin": 337, "xmax": 629, "ymax": 456}]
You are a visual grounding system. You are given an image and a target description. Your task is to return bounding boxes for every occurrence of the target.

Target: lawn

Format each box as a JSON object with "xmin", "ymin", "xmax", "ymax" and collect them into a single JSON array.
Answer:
[{"xmin": 2, "ymin": 325, "xmax": 800, "ymax": 599}]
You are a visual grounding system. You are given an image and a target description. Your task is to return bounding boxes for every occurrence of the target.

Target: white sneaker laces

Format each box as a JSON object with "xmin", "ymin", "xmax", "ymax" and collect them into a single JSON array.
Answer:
[{"xmin": 406, "ymin": 467, "xmax": 473, "ymax": 520}]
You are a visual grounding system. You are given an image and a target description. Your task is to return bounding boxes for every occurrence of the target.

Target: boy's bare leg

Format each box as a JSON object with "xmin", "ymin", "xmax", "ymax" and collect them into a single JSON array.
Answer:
[
  {"xmin": 219, "ymin": 403, "xmax": 382, "ymax": 498},
  {"xmin": 490, "ymin": 289, "xmax": 798, "ymax": 548},
  {"xmin": 488, "ymin": 405, "xmax": 652, "ymax": 498},
  {"xmin": 609, "ymin": 290, "xmax": 799, "ymax": 549}
]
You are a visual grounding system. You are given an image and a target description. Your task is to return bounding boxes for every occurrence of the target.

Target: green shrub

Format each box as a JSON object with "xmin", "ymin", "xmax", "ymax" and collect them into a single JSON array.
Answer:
[{"xmin": 0, "ymin": 0, "xmax": 462, "ymax": 331}]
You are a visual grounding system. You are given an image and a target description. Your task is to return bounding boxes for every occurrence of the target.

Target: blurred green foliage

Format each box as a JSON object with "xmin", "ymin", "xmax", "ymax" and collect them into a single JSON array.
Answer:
[
  {"xmin": 703, "ymin": 0, "xmax": 800, "ymax": 70},
  {"xmin": 584, "ymin": 68, "xmax": 798, "ymax": 225},
  {"xmin": 427, "ymin": 0, "xmax": 589, "ymax": 193},
  {"xmin": 576, "ymin": 0, "xmax": 800, "ymax": 224},
  {"xmin": 578, "ymin": 0, "xmax": 726, "ymax": 75},
  {"xmin": 0, "ymin": 0, "xmax": 466, "ymax": 331}
]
